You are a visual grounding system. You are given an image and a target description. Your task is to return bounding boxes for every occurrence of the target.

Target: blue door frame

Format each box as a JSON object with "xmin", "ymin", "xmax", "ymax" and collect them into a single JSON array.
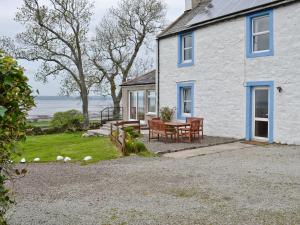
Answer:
[{"xmin": 245, "ymin": 81, "xmax": 274, "ymax": 143}]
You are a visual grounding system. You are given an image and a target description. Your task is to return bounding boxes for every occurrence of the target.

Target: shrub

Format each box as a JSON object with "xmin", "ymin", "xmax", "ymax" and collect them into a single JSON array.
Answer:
[
  {"xmin": 0, "ymin": 51, "xmax": 35, "ymax": 224},
  {"xmin": 123, "ymin": 126, "xmax": 140, "ymax": 138},
  {"xmin": 51, "ymin": 110, "xmax": 83, "ymax": 131},
  {"xmin": 160, "ymin": 107, "xmax": 175, "ymax": 122},
  {"xmin": 32, "ymin": 127, "xmax": 43, "ymax": 135},
  {"xmin": 89, "ymin": 121, "xmax": 101, "ymax": 130},
  {"xmin": 124, "ymin": 140, "xmax": 147, "ymax": 156},
  {"xmin": 123, "ymin": 127, "xmax": 147, "ymax": 156}
]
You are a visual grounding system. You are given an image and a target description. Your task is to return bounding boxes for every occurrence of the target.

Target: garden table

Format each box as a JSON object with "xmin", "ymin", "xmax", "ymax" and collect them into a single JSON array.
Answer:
[{"xmin": 164, "ymin": 122, "xmax": 189, "ymax": 142}]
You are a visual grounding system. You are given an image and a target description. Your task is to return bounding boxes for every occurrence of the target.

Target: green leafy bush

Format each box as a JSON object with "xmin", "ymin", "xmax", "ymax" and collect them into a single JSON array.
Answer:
[
  {"xmin": 0, "ymin": 51, "xmax": 35, "ymax": 224},
  {"xmin": 51, "ymin": 110, "xmax": 83, "ymax": 131},
  {"xmin": 160, "ymin": 107, "xmax": 175, "ymax": 122},
  {"xmin": 123, "ymin": 127, "xmax": 147, "ymax": 156},
  {"xmin": 89, "ymin": 121, "xmax": 101, "ymax": 129},
  {"xmin": 26, "ymin": 126, "xmax": 64, "ymax": 136},
  {"xmin": 123, "ymin": 126, "xmax": 140, "ymax": 138}
]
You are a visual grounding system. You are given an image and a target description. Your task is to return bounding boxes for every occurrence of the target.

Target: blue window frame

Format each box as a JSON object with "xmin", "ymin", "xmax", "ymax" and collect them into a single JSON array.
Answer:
[
  {"xmin": 177, "ymin": 82, "xmax": 195, "ymax": 120},
  {"xmin": 246, "ymin": 10, "xmax": 274, "ymax": 58},
  {"xmin": 178, "ymin": 32, "xmax": 195, "ymax": 67},
  {"xmin": 245, "ymin": 81, "xmax": 274, "ymax": 143}
]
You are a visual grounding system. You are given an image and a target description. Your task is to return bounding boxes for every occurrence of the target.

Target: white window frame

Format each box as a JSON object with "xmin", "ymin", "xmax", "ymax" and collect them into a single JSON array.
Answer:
[
  {"xmin": 182, "ymin": 34, "xmax": 193, "ymax": 63},
  {"xmin": 181, "ymin": 87, "xmax": 192, "ymax": 117},
  {"xmin": 147, "ymin": 90, "xmax": 156, "ymax": 114},
  {"xmin": 128, "ymin": 91, "xmax": 145, "ymax": 121},
  {"xmin": 252, "ymin": 15, "xmax": 270, "ymax": 53}
]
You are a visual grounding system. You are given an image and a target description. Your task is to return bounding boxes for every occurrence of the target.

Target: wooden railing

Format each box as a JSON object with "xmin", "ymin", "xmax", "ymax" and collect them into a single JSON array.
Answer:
[{"xmin": 110, "ymin": 120, "xmax": 141, "ymax": 153}]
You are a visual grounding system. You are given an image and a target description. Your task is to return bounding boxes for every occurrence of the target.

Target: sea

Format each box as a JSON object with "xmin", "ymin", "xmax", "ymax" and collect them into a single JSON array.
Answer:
[{"xmin": 29, "ymin": 96, "xmax": 113, "ymax": 120}]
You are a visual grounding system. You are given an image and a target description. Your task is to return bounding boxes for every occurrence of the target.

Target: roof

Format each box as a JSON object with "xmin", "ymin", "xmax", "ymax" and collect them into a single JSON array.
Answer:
[
  {"xmin": 158, "ymin": 0, "xmax": 296, "ymax": 39},
  {"xmin": 120, "ymin": 70, "xmax": 156, "ymax": 87}
]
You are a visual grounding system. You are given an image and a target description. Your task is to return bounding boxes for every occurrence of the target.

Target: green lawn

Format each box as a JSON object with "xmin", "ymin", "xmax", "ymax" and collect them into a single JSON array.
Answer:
[
  {"xmin": 28, "ymin": 120, "xmax": 51, "ymax": 128},
  {"xmin": 14, "ymin": 133, "xmax": 120, "ymax": 163}
]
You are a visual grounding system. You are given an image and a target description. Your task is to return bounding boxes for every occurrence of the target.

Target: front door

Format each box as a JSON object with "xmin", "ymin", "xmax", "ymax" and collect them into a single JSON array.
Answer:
[{"xmin": 252, "ymin": 87, "xmax": 269, "ymax": 141}]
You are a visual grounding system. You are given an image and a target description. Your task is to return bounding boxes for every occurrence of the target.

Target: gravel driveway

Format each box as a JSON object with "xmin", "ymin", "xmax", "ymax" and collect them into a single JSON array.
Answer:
[{"xmin": 6, "ymin": 144, "xmax": 300, "ymax": 225}]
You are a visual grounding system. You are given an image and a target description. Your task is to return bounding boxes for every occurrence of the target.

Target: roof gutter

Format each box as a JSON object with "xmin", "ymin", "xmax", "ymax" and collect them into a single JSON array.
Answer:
[{"xmin": 120, "ymin": 82, "xmax": 156, "ymax": 87}]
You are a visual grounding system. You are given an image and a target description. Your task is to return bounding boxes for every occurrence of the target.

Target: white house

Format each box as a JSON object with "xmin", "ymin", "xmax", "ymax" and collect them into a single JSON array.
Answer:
[{"xmin": 157, "ymin": 0, "xmax": 300, "ymax": 145}]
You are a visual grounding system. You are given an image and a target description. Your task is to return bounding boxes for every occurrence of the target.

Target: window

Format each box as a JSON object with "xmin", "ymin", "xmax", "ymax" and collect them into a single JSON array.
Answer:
[
  {"xmin": 183, "ymin": 35, "xmax": 193, "ymax": 62},
  {"xmin": 246, "ymin": 10, "xmax": 274, "ymax": 58},
  {"xmin": 178, "ymin": 32, "xmax": 194, "ymax": 67},
  {"xmin": 129, "ymin": 91, "xmax": 145, "ymax": 121},
  {"xmin": 182, "ymin": 87, "xmax": 192, "ymax": 115},
  {"xmin": 177, "ymin": 83, "xmax": 194, "ymax": 120},
  {"xmin": 147, "ymin": 90, "xmax": 156, "ymax": 113}
]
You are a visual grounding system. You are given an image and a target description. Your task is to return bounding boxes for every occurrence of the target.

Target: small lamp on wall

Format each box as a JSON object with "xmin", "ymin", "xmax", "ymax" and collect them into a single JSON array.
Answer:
[{"xmin": 277, "ymin": 86, "xmax": 283, "ymax": 93}]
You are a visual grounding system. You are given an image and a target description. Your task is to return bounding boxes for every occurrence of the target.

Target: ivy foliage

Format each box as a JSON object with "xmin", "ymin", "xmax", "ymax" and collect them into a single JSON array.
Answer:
[{"xmin": 0, "ymin": 51, "xmax": 35, "ymax": 223}]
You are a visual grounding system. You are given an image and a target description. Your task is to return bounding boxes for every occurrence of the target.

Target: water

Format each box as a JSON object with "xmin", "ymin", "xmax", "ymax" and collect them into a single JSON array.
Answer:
[{"xmin": 29, "ymin": 96, "xmax": 113, "ymax": 120}]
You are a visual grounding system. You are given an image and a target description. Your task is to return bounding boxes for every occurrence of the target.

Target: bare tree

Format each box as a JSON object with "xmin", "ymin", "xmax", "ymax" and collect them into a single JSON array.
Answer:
[
  {"xmin": 91, "ymin": 0, "xmax": 166, "ymax": 115},
  {"xmin": 5, "ymin": 0, "xmax": 94, "ymax": 128}
]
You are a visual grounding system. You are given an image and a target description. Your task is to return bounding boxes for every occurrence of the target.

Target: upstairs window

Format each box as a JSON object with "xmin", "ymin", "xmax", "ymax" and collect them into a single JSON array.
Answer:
[
  {"xmin": 183, "ymin": 35, "xmax": 193, "ymax": 62},
  {"xmin": 246, "ymin": 10, "xmax": 274, "ymax": 58},
  {"xmin": 178, "ymin": 32, "xmax": 194, "ymax": 67}
]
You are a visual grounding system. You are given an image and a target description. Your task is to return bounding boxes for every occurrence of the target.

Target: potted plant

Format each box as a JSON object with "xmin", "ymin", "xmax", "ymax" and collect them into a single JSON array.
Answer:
[{"xmin": 159, "ymin": 107, "xmax": 176, "ymax": 122}]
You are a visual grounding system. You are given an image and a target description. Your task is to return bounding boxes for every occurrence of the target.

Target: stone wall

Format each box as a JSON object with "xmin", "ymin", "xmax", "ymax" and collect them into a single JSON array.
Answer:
[{"xmin": 158, "ymin": 2, "xmax": 300, "ymax": 145}]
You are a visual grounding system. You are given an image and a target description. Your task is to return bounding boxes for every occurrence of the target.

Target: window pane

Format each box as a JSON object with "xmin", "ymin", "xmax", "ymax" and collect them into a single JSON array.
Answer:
[
  {"xmin": 147, "ymin": 91, "xmax": 156, "ymax": 113},
  {"xmin": 253, "ymin": 33, "xmax": 270, "ymax": 52},
  {"xmin": 181, "ymin": 87, "xmax": 192, "ymax": 114},
  {"xmin": 183, "ymin": 88, "xmax": 191, "ymax": 101},
  {"xmin": 255, "ymin": 121, "xmax": 268, "ymax": 138},
  {"xmin": 137, "ymin": 91, "xmax": 145, "ymax": 120},
  {"xmin": 253, "ymin": 16, "xmax": 269, "ymax": 33},
  {"xmin": 129, "ymin": 92, "xmax": 136, "ymax": 120},
  {"xmin": 255, "ymin": 89, "xmax": 268, "ymax": 118},
  {"xmin": 184, "ymin": 48, "xmax": 192, "ymax": 61},
  {"xmin": 184, "ymin": 102, "xmax": 191, "ymax": 114},
  {"xmin": 184, "ymin": 35, "xmax": 192, "ymax": 48}
]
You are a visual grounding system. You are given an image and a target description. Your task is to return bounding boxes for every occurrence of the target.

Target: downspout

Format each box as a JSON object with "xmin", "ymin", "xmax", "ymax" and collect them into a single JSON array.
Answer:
[{"xmin": 156, "ymin": 38, "xmax": 160, "ymax": 117}]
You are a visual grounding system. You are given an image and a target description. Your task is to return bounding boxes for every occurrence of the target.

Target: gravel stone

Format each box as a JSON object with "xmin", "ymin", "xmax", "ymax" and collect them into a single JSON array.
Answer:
[{"xmin": 6, "ymin": 144, "xmax": 300, "ymax": 225}]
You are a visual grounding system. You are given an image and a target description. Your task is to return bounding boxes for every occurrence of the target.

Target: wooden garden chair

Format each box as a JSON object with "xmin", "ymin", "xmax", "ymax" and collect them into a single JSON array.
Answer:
[{"xmin": 179, "ymin": 119, "xmax": 202, "ymax": 142}]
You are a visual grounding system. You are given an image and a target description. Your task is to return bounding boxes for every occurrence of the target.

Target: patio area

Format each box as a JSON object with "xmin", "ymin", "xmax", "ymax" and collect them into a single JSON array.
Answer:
[{"xmin": 141, "ymin": 134, "xmax": 238, "ymax": 154}]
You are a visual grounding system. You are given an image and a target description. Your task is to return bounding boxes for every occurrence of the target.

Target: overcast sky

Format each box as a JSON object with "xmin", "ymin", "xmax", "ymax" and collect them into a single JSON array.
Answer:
[{"xmin": 0, "ymin": 0, "xmax": 185, "ymax": 96}]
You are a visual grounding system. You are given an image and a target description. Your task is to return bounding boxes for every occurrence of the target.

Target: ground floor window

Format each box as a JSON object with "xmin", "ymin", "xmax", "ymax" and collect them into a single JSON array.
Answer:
[
  {"xmin": 147, "ymin": 90, "xmax": 156, "ymax": 114},
  {"xmin": 177, "ymin": 82, "xmax": 194, "ymax": 120}
]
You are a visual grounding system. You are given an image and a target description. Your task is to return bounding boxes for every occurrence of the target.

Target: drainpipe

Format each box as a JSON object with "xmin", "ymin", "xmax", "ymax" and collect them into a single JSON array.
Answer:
[{"xmin": 156, "ymin": 38, "xmax": 160, "ymax": 117}]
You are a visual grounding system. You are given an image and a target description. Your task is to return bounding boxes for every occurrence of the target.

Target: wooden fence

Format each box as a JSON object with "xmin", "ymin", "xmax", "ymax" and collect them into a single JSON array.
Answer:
[{"xmin": 110, "ymin": 120, "xmax": 141, "ymax": 153}]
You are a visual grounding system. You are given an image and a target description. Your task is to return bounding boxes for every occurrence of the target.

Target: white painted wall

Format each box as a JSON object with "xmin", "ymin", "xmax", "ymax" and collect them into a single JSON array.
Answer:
[{"xmin": 158, "ymin": 2, "xmax": 300, "ymax": 145}]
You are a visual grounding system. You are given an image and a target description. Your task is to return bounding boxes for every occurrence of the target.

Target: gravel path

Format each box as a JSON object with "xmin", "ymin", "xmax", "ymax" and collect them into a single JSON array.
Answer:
[{"xmin": 6, "ymin": 144, "xmax": 300, "ymax": 225}]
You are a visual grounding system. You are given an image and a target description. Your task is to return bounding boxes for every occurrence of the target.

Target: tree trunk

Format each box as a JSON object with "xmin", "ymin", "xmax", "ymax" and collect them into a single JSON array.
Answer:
[
  {"xmin": 113, "ymin": 100, "xmax": 121, "ymax": 119},
  {"xmin": 81, "ymin": 88, "xmax": 89, "ymax": 129}
]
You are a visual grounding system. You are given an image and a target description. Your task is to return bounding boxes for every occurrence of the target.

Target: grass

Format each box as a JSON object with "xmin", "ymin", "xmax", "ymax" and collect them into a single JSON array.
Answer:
[
  {"xmin": 137, "ymin": 150, "xmax": 157, "ymax": 158},
  {"xmin": 14, "ymin": 132, "xmax": 120, "ymax": 163},
  {"xmin": 28, "ymin": 120, "xmax": 51, "ymax": 128}
]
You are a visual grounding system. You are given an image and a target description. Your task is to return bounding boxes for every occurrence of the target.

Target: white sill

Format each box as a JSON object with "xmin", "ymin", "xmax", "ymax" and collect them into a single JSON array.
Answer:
[
  {"xmin": 146, "ymin": 112, "xmax": 157, "ymax": 116},
  {"xmin": 253, "ymin": 49, "xmax": 270, "ymax": 54}
]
